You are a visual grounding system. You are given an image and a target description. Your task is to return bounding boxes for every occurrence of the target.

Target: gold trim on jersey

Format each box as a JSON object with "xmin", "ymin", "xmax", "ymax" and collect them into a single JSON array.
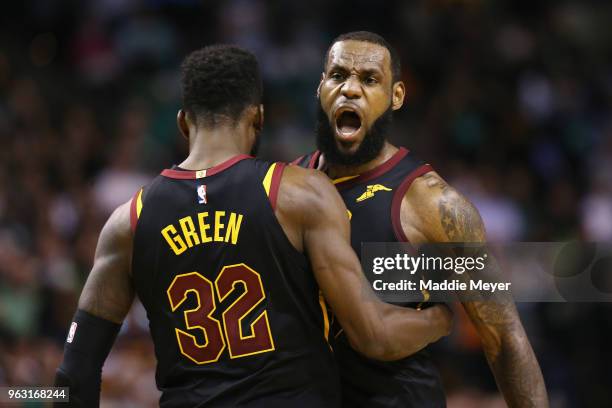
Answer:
[
  {"xmin": 416, "ymin": 289, "xmax": 431, "ymax": 310},
  {"xmin": 136, "ymin": 188, "xmax": 144, "ymax": 218},
  {"xmin": 262, "ymin": 163, "xmax": 277, "ymax": 197},
  {"xmin": 332, "ymin": 175, "xmax": 359, "ymax": 185},
  {"xmin": 318, "ymin": 291, "xmax": 331, "ymax": 346},
  {"xmin": 216, "ymin": 263, "xmax": 276, "ymax": 359},
  {"xmin": 167, "ymin": 272, "xmax": 226, "ymax": 365}
]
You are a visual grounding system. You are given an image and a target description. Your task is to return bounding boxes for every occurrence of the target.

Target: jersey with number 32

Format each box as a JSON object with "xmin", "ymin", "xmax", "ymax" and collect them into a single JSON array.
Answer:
[{"xmin": 130, "ymin": 155, "xmax": 338, "ymax": 408}]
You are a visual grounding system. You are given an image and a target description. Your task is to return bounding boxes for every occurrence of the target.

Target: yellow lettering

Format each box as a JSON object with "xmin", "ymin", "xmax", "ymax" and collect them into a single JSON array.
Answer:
[
  {"xmin": 225, "ymin": 213, "xmax": 243, "ymax": 244},
  {"xmin": 198, "ymin": 212, "xmax": 211, "ymax": 243},
  {"xmin": 214, "ymin": 211, "xmax": 225, "ymax": 242},
  {"xmin": 161, "ymin": 225, "xmax": 187, "ymax": 255},
  {"xmin": 179, "ymin": 216, "xmax": 200, "ymax": 247}
]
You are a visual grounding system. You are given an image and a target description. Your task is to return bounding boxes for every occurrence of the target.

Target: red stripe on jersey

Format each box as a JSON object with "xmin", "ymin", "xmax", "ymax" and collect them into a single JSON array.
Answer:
[
  {"xmin": 308, "ymin": 151, "xmax": 321, "ymax": 169},
  {"xmin": 290, "ymin": 155, "xmax": 305, "ymax": 165},
  {"xmin": 160, "ymin": 169, "xmax": 198, "ymax": 179},
  {"xmin": 268, "ymin": 163, "xmax": 286, "ymax": 211},
  {"xmin": 161, "ymin": 155, "xmax": 252, "ymax": 179},
  {"xmin": 391, "ymin": 164, "xmax": 434, "ymax": 242}
]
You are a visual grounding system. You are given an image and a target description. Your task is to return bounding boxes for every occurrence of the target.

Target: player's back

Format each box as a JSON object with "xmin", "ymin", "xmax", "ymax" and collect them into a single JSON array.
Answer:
[{"xmin": 130, "ymin": 154, "xmax": 339, "ymax": 408}]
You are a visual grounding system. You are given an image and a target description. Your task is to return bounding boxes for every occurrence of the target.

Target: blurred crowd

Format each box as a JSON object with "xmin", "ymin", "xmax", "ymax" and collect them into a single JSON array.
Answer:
[{"xmin": 0, "ymin": 1, "xmax": 611, "ymax": 407}]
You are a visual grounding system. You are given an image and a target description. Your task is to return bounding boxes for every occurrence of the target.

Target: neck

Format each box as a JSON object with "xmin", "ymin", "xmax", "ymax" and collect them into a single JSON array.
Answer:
[
  {"xmin": 327, "ymin": 141, "xmax": 398, "ymax": 179},
  {"xmin": 179, "ymin": 123, "xmax": 251, "ymax": 170}
]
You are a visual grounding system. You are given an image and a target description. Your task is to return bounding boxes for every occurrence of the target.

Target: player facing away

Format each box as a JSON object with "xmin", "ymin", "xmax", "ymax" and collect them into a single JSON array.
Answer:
[
  {"xmin": 53, "ymin": 45, "xmax": 454, "ymax": 407},
  {"xmin": 294, "ymin": 31, "xmax": 549, "ymax": 407}
]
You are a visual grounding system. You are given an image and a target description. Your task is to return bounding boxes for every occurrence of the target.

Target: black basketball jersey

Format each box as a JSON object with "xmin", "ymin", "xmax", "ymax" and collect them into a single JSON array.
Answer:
[
  {"xmin": 130, "ymin": 155, "xmax": 339, "ymax": 408},
  {"xmin": 294, "ymin": 147, "xmax": 446, "ymax": 408}
]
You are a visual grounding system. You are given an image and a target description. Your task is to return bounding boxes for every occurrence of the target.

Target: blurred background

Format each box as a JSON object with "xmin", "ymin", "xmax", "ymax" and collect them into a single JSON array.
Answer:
[{"xmin": 0, "ymin": 0, "xmax": 611, "ymax": 407}]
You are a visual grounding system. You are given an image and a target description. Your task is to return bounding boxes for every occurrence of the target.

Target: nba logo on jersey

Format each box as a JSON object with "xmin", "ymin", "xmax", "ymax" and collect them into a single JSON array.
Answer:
[{"xmin": 197, "ymin": 184, "xmax": 207, "ymax": 204}]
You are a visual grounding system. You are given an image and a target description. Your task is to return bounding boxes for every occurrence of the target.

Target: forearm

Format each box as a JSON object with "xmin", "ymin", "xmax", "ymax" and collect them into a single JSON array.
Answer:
[
  {"xmin": 484, "ymin": 327, "xmax": 549, "ymax": 408},
  {"xmin": 466, "ymin": 299, "xmax": 549, "ymax": 408},
  {"xmin": 54, "ymin": 310, "xmax": 121, "ymax": 407},
  {"xmin": 460, "ymin": 265, "xmax": 549, "ymax": 406}
]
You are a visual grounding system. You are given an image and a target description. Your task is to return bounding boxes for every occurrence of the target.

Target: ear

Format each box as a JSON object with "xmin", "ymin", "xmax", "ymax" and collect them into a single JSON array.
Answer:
[
  {"xmin": 255, "ymin": 104, "xmax": 264, "ymax": 132},
  {"xmin": 316, "ymin": 72, "xmax": 325, "ymax": 98},
  {"xmin": 391, "ymin": 81, "xmax": 406, "ymax": 111},
  {"xmin": 177, "ymin": 109, "xmax": 190, "ymax": 140}
]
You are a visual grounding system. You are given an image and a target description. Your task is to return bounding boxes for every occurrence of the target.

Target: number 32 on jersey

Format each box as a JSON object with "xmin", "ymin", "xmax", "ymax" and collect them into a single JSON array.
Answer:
[{"xmin": 167, "ymin": 263, "xmax": 275, "ymax": 364}]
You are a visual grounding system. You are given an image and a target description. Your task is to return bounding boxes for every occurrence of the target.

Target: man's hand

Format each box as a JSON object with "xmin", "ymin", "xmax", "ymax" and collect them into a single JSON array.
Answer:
[{"xmin": 425, "ymin": 303, "xmax": 453, "ymax": 340}]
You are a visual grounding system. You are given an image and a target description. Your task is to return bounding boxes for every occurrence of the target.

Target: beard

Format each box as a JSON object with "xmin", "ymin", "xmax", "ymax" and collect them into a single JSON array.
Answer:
[{"xmin": 316, "ymin": 103, "xmax": 391, "ymax": 166}]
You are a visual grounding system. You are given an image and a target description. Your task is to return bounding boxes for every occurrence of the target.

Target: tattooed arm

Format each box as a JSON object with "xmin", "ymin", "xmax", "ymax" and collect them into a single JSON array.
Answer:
[{"xmin": 401, "ymin": 171, "xmax": 549, "ymax": 408}]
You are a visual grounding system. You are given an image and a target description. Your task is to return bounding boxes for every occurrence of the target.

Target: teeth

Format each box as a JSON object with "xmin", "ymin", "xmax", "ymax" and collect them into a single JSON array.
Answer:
[{"xmin": 336, "ymin": 110, "xmax": 361, "ymax": 138}]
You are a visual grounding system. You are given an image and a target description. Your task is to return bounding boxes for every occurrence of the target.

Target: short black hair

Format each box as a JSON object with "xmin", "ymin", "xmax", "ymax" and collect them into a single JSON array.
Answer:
[
  {"xmin": 325, "ymin": 31, "xmax": 401, "ymax": 82},
  {"xmin": 181, "ymin": 45, "xmax": 262, "ymax": 125}
]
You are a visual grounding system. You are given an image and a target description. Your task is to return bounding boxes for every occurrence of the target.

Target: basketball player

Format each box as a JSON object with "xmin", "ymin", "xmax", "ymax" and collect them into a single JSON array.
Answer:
[
  {"xmin": 294, "ymin": 31, "xmax": 549, "ymax": 407},
  {"xmin": 53, "ymin": 45, "xmax": 454, "ymax": 407}
]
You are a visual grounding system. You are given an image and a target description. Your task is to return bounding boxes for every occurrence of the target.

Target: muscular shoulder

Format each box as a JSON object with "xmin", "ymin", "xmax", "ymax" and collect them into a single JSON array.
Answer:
[
  {"xmin": 278, "ymin": 165, "xmax": 342, "ymax": 215},
  {"xmin": 88, "ymin": 200, "xmax": 133, "ymax": 276},
  {"xmin": 401, "ymin": 171, "xmax": 486, "ymax": 244},
  {"xmin": 104, "ymin": 201, "xmax": 133, "ymax": 247},
  {"xmin": 275, "ymin": 165, "xmax": 349, "ymax": 251}
]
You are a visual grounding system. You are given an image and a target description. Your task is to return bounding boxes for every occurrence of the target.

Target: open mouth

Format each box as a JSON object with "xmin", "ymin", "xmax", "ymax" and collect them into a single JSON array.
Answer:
[{"xmin": 335, "ymin": 110, "xmax": 363, "ymax": 140}]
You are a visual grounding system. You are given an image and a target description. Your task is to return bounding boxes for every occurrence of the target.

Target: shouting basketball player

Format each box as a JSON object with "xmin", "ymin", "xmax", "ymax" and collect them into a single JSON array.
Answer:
[{"xmin": 294, "ymin": 31, "xmax": 548, "ymax": 408}]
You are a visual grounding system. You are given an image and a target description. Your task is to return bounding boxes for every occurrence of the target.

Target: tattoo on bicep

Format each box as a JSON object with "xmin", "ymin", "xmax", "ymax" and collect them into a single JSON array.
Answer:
[
  {"xmin": 435, "ymin": 181, "xmax": 485, "ymax": 242},
  {"xmin": 425, "ymin": 173, "xmax": 548, "ymax": 405}
]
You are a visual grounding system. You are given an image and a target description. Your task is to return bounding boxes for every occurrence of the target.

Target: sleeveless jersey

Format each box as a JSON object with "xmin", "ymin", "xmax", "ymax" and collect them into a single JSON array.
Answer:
[
  {"xmin": 130, "ymin": 155, "xmax": 339, "ymax": 408},
  {"xmin": 293, "ymin": 147, "xmax": 446, "ymax": 408}
]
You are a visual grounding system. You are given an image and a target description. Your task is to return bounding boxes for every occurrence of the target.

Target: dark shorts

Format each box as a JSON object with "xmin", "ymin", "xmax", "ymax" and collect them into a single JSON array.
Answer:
[{"xmin": 335, "ymin": 337, "xmax": 446, "ymax": 408}]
